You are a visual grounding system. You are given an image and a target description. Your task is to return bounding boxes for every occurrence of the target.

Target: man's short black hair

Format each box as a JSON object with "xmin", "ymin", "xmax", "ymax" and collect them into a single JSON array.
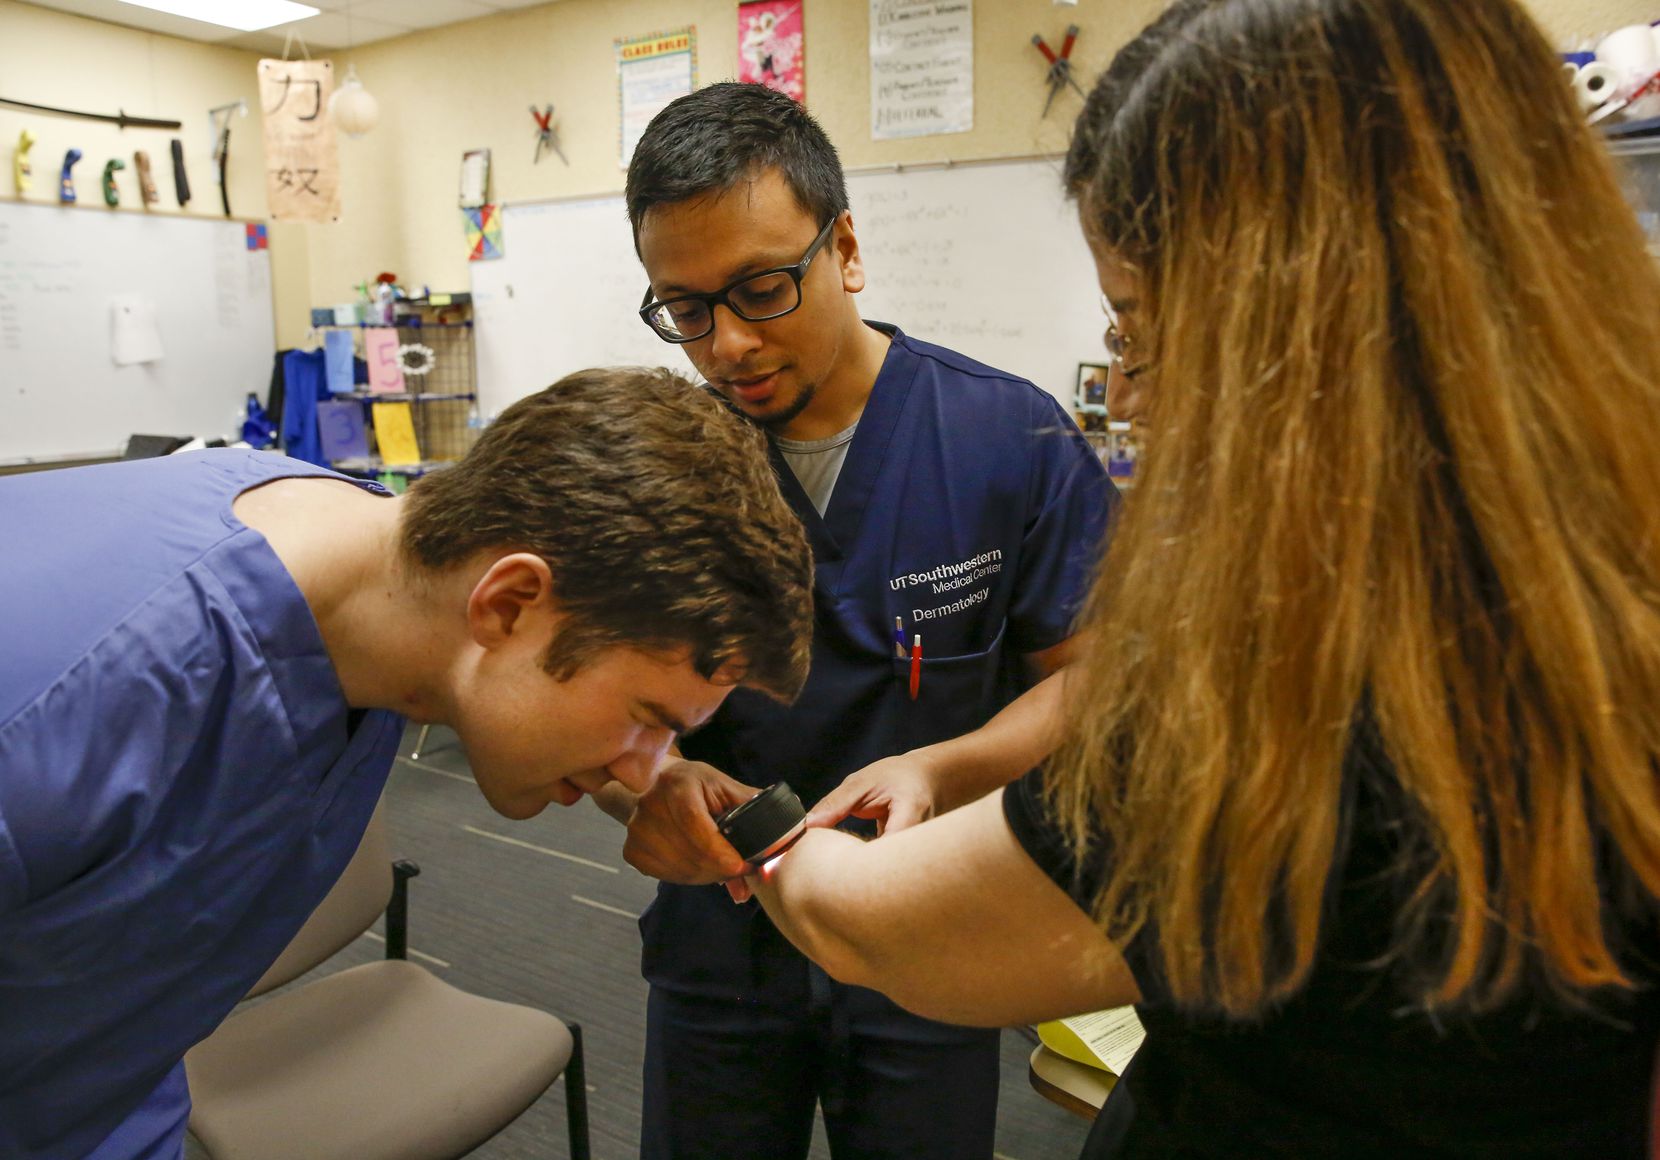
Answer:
[{"xmin": 625, "ymin": 82, "xmax": 849, "ymax": 252}]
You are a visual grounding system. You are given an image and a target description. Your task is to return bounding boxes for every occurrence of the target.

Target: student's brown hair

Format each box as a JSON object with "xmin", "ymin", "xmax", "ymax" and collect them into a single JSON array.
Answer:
[
  {"xmin": 401, "ymin": 366, "xmax": 813, "ymax": 701},
  {"xmin": 1056, "ymin": 0, "xmax": 1660, "ymax": 1016}
]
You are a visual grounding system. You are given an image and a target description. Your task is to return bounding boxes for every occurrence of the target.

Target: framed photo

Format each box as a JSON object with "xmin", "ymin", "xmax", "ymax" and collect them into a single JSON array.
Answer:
[
  {"xmin": 1077, "ymin": 362, "xmax": 1110, "ymax": 409},
  {"xmin": 459, "ymin": 148, "xmax": 490, "ymax": 209},
  {"xmin": 1105, "ymin": 429, "xmax": 1139, "ymax": 481}
]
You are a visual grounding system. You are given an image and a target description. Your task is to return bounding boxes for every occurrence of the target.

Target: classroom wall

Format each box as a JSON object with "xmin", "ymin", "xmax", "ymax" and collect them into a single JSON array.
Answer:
[
  {"xmin": 2, "ymin": 0, "xmax": 1656, "ymax": 352},
  {"xmin": 0, "ymin": 1, "xmax": 312, "ymax": 348},
  {"xmin": 305, "ymin": 0, "xmax": 1660, "ymax": 313},
  {"xmin": 308, "ymin": 0, "xmax": 1136, "ymax": 310},
  {"xmin": 1540, "ymin": 0, "xmax": 1660, "ymax": 41}
]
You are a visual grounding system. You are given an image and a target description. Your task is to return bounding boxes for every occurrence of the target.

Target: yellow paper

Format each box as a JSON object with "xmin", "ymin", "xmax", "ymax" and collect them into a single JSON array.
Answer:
[
  {"xmin": 1036, "ymin": 1006, "xmax": 1146, "ymax": 1076},
  {"xmin": 372, "ymin": 402, "xmax": 421, "ymax": 466}
]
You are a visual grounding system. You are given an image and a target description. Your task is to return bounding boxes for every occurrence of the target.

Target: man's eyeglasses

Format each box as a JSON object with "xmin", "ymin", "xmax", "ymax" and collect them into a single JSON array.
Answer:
[
  {"xmin": 1102, "ymin": 295, "xmax": 1153, "ymax": 380},
  {"xmin": 639, "ymin": 216, "xmax": 838, "ymax": 344}
]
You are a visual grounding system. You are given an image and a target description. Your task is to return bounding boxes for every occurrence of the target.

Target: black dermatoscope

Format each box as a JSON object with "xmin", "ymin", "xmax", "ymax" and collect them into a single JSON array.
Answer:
[{"xmin": 715, "ymin": 782, "xmax": 807, "ymax": 866}]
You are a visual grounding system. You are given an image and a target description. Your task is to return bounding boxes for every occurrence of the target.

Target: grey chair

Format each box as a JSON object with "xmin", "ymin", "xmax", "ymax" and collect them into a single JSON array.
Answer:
[{"xmin": 184, "ymin": 805, "xmax": 590, "ymax": 1160}]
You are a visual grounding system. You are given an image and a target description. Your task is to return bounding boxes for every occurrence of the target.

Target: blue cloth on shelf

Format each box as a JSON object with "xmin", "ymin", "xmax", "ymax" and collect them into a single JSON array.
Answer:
[
  {"xmin": 240, "ymin": 394, "xmax": 277, "ymax": 449},
  {"xmin": 280, "ymin": 348, "xmax": 329, "ymax": 466}
]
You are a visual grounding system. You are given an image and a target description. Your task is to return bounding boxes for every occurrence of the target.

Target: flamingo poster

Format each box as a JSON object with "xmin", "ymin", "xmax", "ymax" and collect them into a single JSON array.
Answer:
[{"xmin": 739, "ymin": 1, "xmax": 805, "ymax": 103}]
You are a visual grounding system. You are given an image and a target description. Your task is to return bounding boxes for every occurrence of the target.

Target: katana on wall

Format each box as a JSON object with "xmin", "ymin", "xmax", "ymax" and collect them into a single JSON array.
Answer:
[{"xmin": 0, "ymin": 96, "xmax": 182, "ymax": 131}]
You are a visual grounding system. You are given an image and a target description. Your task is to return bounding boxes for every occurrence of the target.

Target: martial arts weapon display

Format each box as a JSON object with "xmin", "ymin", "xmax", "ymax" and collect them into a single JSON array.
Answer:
[
  {"xmin": 0, "ymin": 95, "xmax": 181, "ymax": 130},
  {"xmin": 59, "ymin": 149, "xmax": 82, "ymax": 203},
  {"xmin": 170, "ymin": 138, "xmax": 191, "ymax": 207},
  {"xmin": 209, "ymin": 101, "xmax": 245, "ymax": 218},
  {"xmin": 133, "ymin": 150, "xmax": 159, "ymax": 207},
  {"xmin": 214, "ymin": 124, "xmax": 231, "ymax": 216},
  {"xmin": 102, "ymin": 157, "xmax": 126, "ymax": 206},
  {"xmin": 1032, "ymin": 24, "xmax": 1086, "ymax": 116},
  {"xmin": 13, "ymin": 129, "xmax": 34, "ymax": 194},
  {"xmin": 716, "ymin": 782, "xmax": 807, "ymax": 866},
  {"xmin": 530, "ymin": 104, "xmax": 567, "ymax": 165}
]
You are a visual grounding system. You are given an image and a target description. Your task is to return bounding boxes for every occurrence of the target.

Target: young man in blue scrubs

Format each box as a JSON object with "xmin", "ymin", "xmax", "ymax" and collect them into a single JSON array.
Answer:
[
  {"xmin": 600, "ymin": 84, "xmax": 1115, "ymax": 1160},
  {"xmin": 0, "ymin": 367, "xmax": 813, "ymax": 1160}
]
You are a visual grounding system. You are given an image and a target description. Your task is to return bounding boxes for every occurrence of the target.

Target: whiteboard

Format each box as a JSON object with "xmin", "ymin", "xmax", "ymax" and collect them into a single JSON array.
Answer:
[
  {"xmin": 470, "ymin": 157, "xmax": 1105, "ymax": 418},
  {"xmin": 0, "ymin": 201, "xmax": 276, "ymax": 463}
]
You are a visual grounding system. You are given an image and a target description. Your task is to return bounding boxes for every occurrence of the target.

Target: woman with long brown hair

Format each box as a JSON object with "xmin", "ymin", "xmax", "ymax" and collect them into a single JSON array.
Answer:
[{"xmin": 743, "ymin": 0, "xmax": 1660, "ymax": 1154}]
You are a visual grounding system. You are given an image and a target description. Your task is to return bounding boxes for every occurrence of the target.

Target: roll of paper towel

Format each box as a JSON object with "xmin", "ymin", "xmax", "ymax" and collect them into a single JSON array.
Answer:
[
  {"xmin": 1595, "ymin": 24, "xmax": 1660, "ymax": 116},
  {"xmin": 1575, "ymin": 62, "xmax": 1620, "ymax": 111},
  {"xmin": 1596, "ymin": 24, "xmax": 1659, "ymax": 84}
]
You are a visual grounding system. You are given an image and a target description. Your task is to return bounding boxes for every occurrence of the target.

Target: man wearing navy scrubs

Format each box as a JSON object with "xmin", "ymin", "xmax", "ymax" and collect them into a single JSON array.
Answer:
[
  {"xmin": 0, "ymin": 369, "xmax": 813, "ymax": 1160},
  {"xmin": 601, "ymin": 83, "xmax": 1115, "ymax": 1160}
]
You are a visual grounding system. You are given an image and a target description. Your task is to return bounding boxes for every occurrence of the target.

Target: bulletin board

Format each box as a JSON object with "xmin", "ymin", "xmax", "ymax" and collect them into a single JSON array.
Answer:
[
  {"xmin": 0, "ymin": 200, "xmax": 276, "ymax": 463},
  {"xmin": 469, "ymin": 156, "xmax": 1106, "ymax": 419}
]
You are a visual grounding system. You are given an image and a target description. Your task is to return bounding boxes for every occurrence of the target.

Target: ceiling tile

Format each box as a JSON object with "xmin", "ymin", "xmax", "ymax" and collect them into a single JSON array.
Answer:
[
  {"xmin": 19, "ymin": 0, "xmax": 248, "ymax": 42},
  {"xmin": 349, "ymin": 0, "xmax": 495, "ymax": 31},
  {"xmin": 14, "ymin": 0, "xmax": 584, "ymax": 52},
  {"xmin": 219, "ymin": 28, "xmax": 314, "ymax": 53},
  {"xmin": 237, "ymin": 10, "xmax": 411, "ymax": 51}
]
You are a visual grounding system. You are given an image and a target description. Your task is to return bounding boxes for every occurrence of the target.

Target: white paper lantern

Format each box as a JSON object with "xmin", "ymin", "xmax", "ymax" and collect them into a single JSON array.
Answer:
[{"xmin": 330, "ymin": 64, "xmax": 380, "ymax": 138}]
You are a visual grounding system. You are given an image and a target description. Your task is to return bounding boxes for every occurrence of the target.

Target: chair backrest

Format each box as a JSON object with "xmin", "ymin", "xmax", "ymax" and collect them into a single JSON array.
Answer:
[{"xmin": 245, "ymin": 802, "xmax": 394, "ymax": 998}]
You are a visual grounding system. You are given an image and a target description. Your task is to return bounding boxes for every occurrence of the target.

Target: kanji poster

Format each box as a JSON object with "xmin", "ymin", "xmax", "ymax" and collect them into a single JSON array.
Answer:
[{"xmin": 259, "ymin": 59, "xmax": 341, "ymax": 223}]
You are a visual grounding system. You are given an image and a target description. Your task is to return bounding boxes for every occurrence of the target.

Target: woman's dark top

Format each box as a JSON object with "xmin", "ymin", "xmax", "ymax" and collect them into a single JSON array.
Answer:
[{"xmin": 1003, "ymin": 730, "xmax": 1660, "ymax": 1158}]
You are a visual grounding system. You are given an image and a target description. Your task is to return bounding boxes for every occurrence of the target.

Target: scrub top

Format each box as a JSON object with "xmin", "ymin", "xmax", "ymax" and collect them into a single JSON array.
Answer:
[
  {"xmin": 652, "ymin": 325, "xmax": 1114, "ymax": 998},
  {"xmin": 0, "ymin": 449, "xmax": 404, "ymax": 1159},
  {"xmin": 681, "ymin": 323, "xmax": 1115, "ymax": 807}
]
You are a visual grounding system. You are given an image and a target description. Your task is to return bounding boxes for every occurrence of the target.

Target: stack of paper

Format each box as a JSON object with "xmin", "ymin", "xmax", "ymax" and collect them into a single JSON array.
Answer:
[{"xmin": 1036, "ymin": 1006, "xmax": 1146, "ymax": 1076}]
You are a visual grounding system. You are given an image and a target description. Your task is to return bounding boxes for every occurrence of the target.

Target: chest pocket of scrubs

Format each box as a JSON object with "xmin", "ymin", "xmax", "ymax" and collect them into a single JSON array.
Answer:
[{"xmin": 891, "ymin": 622, "xmax": 1008, "ymax": 749}]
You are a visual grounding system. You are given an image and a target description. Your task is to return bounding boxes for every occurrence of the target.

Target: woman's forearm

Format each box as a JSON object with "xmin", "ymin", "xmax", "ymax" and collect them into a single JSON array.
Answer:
[
  {"xmin": 912, "ymin": 670, "xmax": 1070, "ymax": 814},
  {"xmin": 751, "ymin": 828, "xmax": 883, "ymax": 986},
  {"xmin": 749, "ymin": 794, "xmax": 1141, "ymax": 1026}
]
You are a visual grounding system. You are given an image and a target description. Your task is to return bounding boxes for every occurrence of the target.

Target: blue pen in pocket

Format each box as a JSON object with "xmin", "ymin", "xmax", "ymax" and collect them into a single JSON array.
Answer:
[{"xmin": 893, "ymin": 615, "xmax": 907, "ymax": 659}]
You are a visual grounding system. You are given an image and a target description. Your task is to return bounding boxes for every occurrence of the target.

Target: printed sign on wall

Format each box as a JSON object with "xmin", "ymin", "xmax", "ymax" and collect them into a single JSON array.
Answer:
[
  {"xmin": 259, "ymin": 58, "xmax": 341, "ymax": 223},
  {"xmin": 617, "ymin": 29, "xmax": 697, "ymax": 168},
  {"xmin": 870, "ymin": 0, "xmax": 973, "ymax": 140}
]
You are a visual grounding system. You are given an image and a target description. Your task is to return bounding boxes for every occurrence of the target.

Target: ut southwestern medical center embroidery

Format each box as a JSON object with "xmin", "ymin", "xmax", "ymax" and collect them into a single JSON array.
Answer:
[
  {"xmin": 888, "ymin": 549, "xmax": 1004, "ymax": 592},
  {"xmin": 890, "ymin": 549, "xmax": 1003, "ymax": 621}
]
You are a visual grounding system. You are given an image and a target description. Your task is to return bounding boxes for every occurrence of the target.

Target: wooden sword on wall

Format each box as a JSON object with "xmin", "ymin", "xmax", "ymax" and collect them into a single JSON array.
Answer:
[{"xmin": 0, "ymin": 96, "xmax": 181, "ymax": 130}]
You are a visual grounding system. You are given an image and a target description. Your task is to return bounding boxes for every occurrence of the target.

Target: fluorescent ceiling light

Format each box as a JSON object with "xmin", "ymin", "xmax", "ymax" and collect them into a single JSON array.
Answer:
[{"xmin": 116, "ymin": 0, "xmax": 321, "ymax": 32}]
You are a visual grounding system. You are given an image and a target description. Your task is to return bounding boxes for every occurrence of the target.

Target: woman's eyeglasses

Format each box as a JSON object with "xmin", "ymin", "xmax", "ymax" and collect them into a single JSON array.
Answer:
[{"xmin": 1102, "ymin": 295, "xmax": 1153, "ymax": 380}]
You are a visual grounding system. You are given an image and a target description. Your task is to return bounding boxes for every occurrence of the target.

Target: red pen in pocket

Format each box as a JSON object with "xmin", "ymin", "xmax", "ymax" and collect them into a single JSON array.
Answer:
[{"xmin": 909, "ymin": 634, "xmax": 922, "ymax": 701}]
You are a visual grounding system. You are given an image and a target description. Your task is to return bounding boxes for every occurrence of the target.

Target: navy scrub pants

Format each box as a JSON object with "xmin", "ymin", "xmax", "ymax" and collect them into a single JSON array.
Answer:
[{"xmin": 639, "ymin": 888, "xmax": 1001, "ymax": 1160}]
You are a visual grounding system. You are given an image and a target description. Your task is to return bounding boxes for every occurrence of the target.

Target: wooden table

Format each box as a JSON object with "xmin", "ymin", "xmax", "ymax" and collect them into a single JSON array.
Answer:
[{"xmin": 1028, "ymin": 1044, "xmax": 1115, "ymax": 1120}]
